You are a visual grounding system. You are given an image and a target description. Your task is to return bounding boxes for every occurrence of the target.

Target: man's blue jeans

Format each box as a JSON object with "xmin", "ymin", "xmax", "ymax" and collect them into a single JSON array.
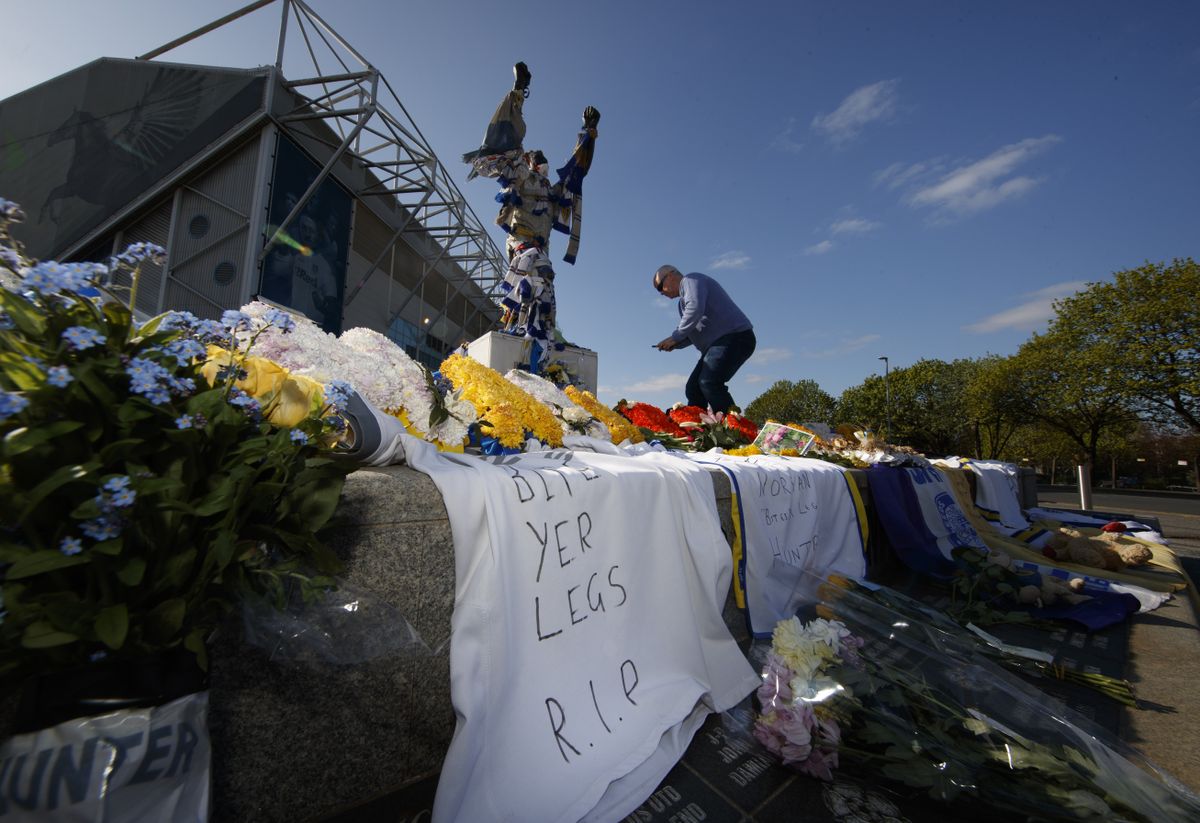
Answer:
[{"xmin": 685, "ymin": 329, "xmax": 756, "ymax": 412}]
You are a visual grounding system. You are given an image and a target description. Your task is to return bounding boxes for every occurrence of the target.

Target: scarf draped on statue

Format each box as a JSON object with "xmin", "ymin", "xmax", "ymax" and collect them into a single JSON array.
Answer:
[
  {"xmin": 680, "ymin": 453, "xmax": 868, "ymax": 637},
  {"xmin": 404, "ymin": 438, "xmax": 759, "ymax": 823}
]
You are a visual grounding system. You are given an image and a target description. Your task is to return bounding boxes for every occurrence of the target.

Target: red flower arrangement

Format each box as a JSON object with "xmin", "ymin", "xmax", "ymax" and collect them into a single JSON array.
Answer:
[
  {"xmin": 619, "ymin": 401, "xmax": 690, "ymax": 438},
  {"xmin": 726, "ymin": 412, "xmax": 759, "ymax": 443},
  {"xmin": 668, "ymin": 405, "xmax": 705, "ymax": 427}
]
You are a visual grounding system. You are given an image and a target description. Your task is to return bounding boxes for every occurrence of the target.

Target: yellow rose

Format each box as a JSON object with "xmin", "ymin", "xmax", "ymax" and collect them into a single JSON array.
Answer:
[
  {"xmin": 199, "ymin": 345, "xmax": 237, "ymax": 388},
  {"xmin": 265, "ymin": 374, "xmax": 324, "ymax": 428},
  {"xmin": 239, "ymin": 356, "xmax": 289, "ymax": 399}
]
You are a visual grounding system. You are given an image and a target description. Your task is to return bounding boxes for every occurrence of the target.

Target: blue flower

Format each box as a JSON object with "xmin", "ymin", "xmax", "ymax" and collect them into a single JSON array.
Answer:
[
  {"xmin": 46, "ymin": 365, "xmax": 74, "ymax": 388},
  {"xmin": 62, "ymin": 326, "xmax": 106, "ymax": 351},
  {"xmin": 175, "ymin": 414, "xmax": 194, "ymax": 429},
  {"xmin": 324, "ymin": 380, "xmax": 354, "ymax": 414},
  {"xmin": 220, "ymin": 309, "xmax": 252, "ymax": 333},
  {"xmin": 103, "ymin": 475, "xmax": 131, "ymax": 493},
  {"xmin": 0, "ymin": 391, "xmax": 29, "ymax": 420},
  {"xmin": 289, "ymin": 429, "xmax": 309, "ymax": 445},
  {"xmin": 0, "ymin": 198, "xmax": 25, "ymax": 222},
  {"xmin": 228, "ymin": 389, "xmax": 260, "ymax": 413},
  {"xmin": 115, "ymin": 241, "xmax": 166, "ymax": 267},
  {"xmin": 125, "ymin": 357, "xmax": 174, "ymax": 404},
  {"xmin": 191, "ymin": 318, "xmax": 228, "ymax": 344},
  {"xmin": 59, "ymin": 536, "xmax": 83, "ymax": 556},
  {"xmin": 80, "ymin": 516, "xmax": 122, "ymax": 542},
  {"xmin": 89, "ymin": 650, "xmax": 107, "ymax": 662},
  {"xmin": 162, "ymin": 338, "xmax": 206, "ymax": 367},
  {"xmin": 159, "ymin": 310, "xmax": 199, "ymax": 332},
  {"xmin": 263, "ymin": 307, "xmax": 296, "ymax": 333},
  {"xmin": 0, "ymin": 311, "xmax": 13, "ymax": 330},
  {"xmin": 0, "ymin": 247, "xmax": 21, "ymax": 271},
  {"xmin": 109, "ymin": 487, "xmax": 136, "ymax": 508}
]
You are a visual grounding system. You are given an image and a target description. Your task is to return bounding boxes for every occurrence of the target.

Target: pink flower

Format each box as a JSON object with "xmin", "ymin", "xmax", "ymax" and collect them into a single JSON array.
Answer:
[
  {"xmin": 816, "ymin": 715, "xmax": 842, "ymax": 746},
  {"xmin": 753, "ymin": 717, "xmax": 785, "ymax": 757},
  {"xmin": 773, "ymin": 705, "xmax": 816, "ymax": 765},
  {"xmin": 796, "ymin": 747, "xmax": 839, "ymax": 781},
  {"xmin": 757, "ymin": 654, "xmax": 795, "ymax": 710}
]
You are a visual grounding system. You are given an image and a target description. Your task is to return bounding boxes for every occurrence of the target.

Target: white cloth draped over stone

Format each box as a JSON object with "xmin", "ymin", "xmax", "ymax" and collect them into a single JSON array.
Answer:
[
  {"xmin": 404, "ymin": 438, "xmax": 758, "ymax": 823},
  {"xmin": 678, "ymin": 453, "xmax": 868, "ymax": 636}
]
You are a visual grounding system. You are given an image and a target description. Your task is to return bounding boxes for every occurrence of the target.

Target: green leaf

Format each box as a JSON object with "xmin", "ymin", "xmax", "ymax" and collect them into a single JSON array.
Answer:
[
  {"xmin": 98, "ymin": 437, "xmax": 146, "ymax": 462},
  {"xmin": 117, "ymin": 557, "xmax": 146, "ymax": 585},
  {"xmin": 184, "ymin": 628, "xmax": 210, "ymax": 672},
  {"xmin": 0, "ymin": 292, "xmax": 47, "ymax": 338},
  {"xmin": 145, "ymin": 598, "xmax": 187, "ymax": 643},
  {"xmin": 20, "ymin": 461, "xmax": 98, "ymax": 523},
  {"xmin": 4, "ymin": 421, "xmax": 85, "ymax": 458},
  {"xmin": 192, "ymin": 477, "xmax": 239, "ymax": 517},
  {"xmin": 88, "ymin": 538, "xmax": 122, "ymax": 557},
  {"xmin": 21, "ymin": 621, "xmax": 79, "ymax": 649},
  {"xmin": 75, "ymin": 365, "xmax": 118, "ymax": 407},
  {"xmin": 287, "ymin": 470, "xmax": 348, "ymax": 532},
  {"xmin": 161, "ymin": 548, "xmax": 197, "ymax": 590},
  {"xmin": 116, "ymin": 403, "xmax": 155, "ymax": 426},
  {"xmin": 95, "ymin": 604, "xmax": 129, "ymax": 649},
  {"xmin": 6, "ymin": 550, "xmax": 89, "ymax": 579}
]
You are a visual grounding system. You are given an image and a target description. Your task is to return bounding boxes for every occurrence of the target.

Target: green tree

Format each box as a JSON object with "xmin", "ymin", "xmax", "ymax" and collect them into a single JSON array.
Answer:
[
  {"xmin": 1000, "ymin": 423, "xmax": 1079, "ymax": 483},
  {"xmin": 838, "ymin": 358, "xmax": 980, "ymax": 456},
  {"xmin": 1051, "ymin": 258, "xmax": 1200, "ymax": 433},
  {"xmin": 744, "ymin": 379, "xmax": 838, "ymax": 426},
  {"xmin": 1001, "ymin": 327, "xmax": 1138, "ymax": 477},
  {"xmin": 963, "ymin": 355, "xmax": 1025, "ymax": 459}
]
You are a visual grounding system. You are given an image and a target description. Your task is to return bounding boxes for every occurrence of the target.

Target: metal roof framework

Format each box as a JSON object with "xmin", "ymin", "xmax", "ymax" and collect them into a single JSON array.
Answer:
[{"xmin": 137, "ymin": 0, "xmax": 505, "ymax": 335}]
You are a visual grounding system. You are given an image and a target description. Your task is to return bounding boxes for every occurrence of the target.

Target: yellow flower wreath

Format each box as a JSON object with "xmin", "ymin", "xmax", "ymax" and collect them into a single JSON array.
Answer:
[
  {"xmin": 564, "ymin": 386, "xmax": 644, "ymax": 444},
  {"xmin": 440, "ymin": 354, "xmax": 563, "ymax": 448}
]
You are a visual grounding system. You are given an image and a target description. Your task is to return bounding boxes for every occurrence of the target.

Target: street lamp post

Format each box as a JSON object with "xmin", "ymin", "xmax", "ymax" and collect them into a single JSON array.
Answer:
[{"xmin": 878, "ymin": 356, "xmax": 891, "ymax": 441}]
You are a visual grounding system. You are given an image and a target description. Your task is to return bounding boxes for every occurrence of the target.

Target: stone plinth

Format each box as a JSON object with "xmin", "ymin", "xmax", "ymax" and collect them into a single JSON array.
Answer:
[{"xmin": 208, "ymin": 466, "xmax": 457, "ymax": 822}]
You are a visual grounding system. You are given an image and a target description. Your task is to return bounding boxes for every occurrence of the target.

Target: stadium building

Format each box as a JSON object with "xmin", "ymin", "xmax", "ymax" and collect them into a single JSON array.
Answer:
[{"xmin": 0, "ymin": 0, "xmax": 505, "ymax": 370}]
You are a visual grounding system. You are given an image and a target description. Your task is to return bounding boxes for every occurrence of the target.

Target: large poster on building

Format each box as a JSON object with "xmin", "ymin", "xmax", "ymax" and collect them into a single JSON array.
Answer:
[
  {"xmin": 0, "ymin": 59, "xmax": 265, "ymax": 258},
  {"xmin": 259, "ymin": 137, "xmax": 351, "ymax": 335}
]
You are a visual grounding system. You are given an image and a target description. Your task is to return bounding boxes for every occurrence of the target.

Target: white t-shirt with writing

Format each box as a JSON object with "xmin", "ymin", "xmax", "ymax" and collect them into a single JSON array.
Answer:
[{"xmin": 404, "ymin": 439, "xmax": 758, "ymax": 823}]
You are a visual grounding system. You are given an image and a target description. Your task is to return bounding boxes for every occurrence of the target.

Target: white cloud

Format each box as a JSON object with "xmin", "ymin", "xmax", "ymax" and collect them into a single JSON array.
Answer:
[
  {"xmin": 963, "ymin": 280, "xmax": 1087, "ymax": 333},
  {"xmin": 710, "ymin": 251, "xmax": 751, "ymax": 270},
  {"xmin": 805, "ymin": 240, "xmax": 834, "ymax": 255},
  {"xmin": 624, "ymin": 373, "xmax": 689, "ymax": 393},
  {"xmin": 744, "ymin": 374, "xmax": 771, "ymax": 385},
  {"xmin": 875, "ymin": 159, "xmax": 941, "ymax": 190},
  {"xmin": 798, "ymin": 334, "xmax": 881, "ymax": 358},
  {"xmin": 770, "ymin": 117, "xmax": 805, "ymax": 153},
  {"xmin": 909, "ymin": 135, "xmax": 1062, "ymax": 217},
  {"xmin": 812, "ymin": 79, "xmax": 900, "ymax": 144},
  {"xmin": 830, "ymin": 217, "xmax": 881, "ymax": 235},
  {"xmin": 749, "ymin": 347, "xmax": 792, "ymax": 364}
]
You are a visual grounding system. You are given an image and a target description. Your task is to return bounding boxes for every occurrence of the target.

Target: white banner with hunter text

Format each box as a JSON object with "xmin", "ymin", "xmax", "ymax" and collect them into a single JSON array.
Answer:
[
  {"xmin": 404, "ymin": 438, "xmax": 759, "ymax": 823},
  {"xmin": 682, "ymin": 453, "xmax": 868, "ymax": 636}
]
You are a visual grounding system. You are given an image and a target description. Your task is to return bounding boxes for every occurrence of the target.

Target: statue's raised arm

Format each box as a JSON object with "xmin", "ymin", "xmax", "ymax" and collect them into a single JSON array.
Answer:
[{"xmin": 462, "ymin": 64, "xmax": 599, "ymax": 265}]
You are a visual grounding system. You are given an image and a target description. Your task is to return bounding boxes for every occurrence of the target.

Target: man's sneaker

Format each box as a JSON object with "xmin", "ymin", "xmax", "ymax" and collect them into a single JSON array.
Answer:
[{"xmin": 513, "ymin": 62, "xmax": 532, "ymax": 95}]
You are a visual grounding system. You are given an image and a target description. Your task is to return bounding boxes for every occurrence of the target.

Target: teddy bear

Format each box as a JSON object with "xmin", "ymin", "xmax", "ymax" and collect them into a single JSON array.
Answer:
[
  {"xmin": 1042, "ymin": 527, "xmax": 1152, "ymax": 571},
  {"xmin": 986, "ymin": 550, "xmax": 1089, "ymax": 607}
]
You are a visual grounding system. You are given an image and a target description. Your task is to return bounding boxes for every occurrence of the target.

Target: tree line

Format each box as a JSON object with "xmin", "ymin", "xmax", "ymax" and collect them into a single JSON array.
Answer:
[{"xmin": 744, "ymin": 259, "xmax": 1200, "ymax": 488}]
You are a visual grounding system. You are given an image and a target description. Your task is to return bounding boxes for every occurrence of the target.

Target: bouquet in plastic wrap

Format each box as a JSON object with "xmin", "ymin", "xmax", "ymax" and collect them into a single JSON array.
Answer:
[{"xmin": 751, "ymin": 572, "xmax": 1200, "ymax": 821}]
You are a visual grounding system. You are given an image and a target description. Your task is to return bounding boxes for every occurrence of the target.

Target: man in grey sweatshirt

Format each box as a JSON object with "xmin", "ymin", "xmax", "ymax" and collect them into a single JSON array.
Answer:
[{"xmin": 652, "ymin": 265, "xmax": 756, "ymax": 413}]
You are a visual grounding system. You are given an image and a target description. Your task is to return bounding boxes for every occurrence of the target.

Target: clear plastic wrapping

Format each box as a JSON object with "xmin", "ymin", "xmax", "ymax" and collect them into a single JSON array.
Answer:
[
  {"xmin": 240, "ymin": 580, "xmax": 430, "ymax": 666},
  {"xmin": 747, "ymin": 570, "xmax": 1200, "ymax": 821}
]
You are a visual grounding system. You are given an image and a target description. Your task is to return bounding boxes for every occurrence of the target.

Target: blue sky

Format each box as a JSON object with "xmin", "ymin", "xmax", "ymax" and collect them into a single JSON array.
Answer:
[{"xmin": 5, "ymin": 1, "xmax": 1199, "ymax": 409}]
